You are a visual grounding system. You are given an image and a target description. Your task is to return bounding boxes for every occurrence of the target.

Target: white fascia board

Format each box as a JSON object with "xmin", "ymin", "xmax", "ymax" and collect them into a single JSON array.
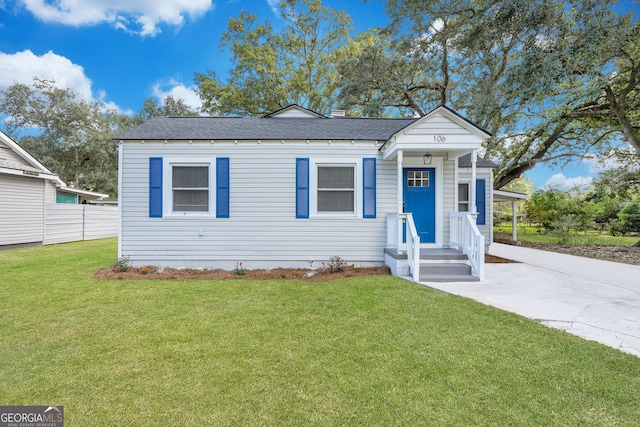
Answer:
[{"xmin": 0, "ymin": 165, "xmax": 60, "ymax": 181}]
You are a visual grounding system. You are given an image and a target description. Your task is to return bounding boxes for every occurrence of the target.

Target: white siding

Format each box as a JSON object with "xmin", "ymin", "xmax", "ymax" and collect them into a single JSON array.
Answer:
[
  {"xmin": 120, "ymin": 140, "xmax": 394, "ymax": 269},
  {"xmin": 0, "ymin": 174, "xmax": 45, "ymax": 245}
]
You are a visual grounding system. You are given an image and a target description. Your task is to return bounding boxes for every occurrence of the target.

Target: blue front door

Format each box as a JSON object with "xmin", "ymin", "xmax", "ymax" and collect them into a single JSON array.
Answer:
[{"xmin": 403, "ymin": 168, "xmax": 436, "ymax": 243}]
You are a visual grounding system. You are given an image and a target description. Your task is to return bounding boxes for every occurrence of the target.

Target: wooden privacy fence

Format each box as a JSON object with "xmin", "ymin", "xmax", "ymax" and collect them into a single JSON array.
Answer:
[{"xmin": 44, "ymin": 204, "xmax": 117, "ymax": 245}]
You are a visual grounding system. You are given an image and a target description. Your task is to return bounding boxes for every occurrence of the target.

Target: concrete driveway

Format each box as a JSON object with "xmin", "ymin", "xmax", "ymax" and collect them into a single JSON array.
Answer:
[{"xmin": 425, "ymin": 243, "xmax": 640, "ymax": 357}]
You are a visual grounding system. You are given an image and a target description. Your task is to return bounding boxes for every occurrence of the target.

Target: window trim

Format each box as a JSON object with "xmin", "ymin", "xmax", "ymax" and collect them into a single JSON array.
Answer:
[
  {"xmin": 163, "ymin": 157, "xmax": 216, "ymax": 217},
  {"xmin": 309, "ymin": 158, "xmax": 362, "ymax": 218}
]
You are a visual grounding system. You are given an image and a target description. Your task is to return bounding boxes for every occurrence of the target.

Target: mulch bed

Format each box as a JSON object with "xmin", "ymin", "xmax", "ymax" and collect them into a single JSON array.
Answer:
[
  {"xmin": 517, "ymin": 242, "xmax": 640, "ymax": 266},
  {"xmin": 485, "ymin": 254, "xmax": 519, "ymax": 264},
  {"xmin": 95, "ymin": 265, "xmax": 392, "ymax": 282},
  {"xmin": 96, "ymin": 253, "xmax": 520, "ymax": 281}
]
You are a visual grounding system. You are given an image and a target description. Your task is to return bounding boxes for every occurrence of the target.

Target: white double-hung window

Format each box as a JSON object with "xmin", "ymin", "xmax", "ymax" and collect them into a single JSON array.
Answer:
[
  {"xmin": 162, "ymin": 158, "xmax": 216, "ymax": 217},
  {"xmin": 316, "ymin": 165, "xmax": 356, "ymax": 213},
  {"xmin": 172, "ymin": 165, "xmax": 210, "ymax": 212}
]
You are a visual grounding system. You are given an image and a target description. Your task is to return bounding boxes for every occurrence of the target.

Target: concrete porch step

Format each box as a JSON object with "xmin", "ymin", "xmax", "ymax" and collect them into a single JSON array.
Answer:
[
  {"xmin": 420, "ymin": 262, "xmax": 472, "ymax": 276},
  {"xmin": 418, "ymin": 258, "xmax": 479, "ymax": 282},
  {"xmin": 385, "ymin": 247, "xmax": 481, "ymax": 282},
  {"xmin": 420, "ymin": 248, "xmax": 468, "ymax": 262},
  {"xmin": 419, "ymin": 273, "xmax": 480, "ymax": 283}
]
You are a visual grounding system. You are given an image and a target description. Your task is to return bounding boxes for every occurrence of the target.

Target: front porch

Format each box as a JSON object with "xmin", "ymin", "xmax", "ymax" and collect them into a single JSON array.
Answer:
[{"xmin": 385, "ymin": 212, "xmax": 485, "ymax": 282}]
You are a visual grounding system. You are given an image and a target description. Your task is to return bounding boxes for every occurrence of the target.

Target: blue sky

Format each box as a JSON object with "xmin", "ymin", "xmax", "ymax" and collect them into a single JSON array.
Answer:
[{"xmin": 0, "ymin": 0, "xmax": 631, "ymax": 189}]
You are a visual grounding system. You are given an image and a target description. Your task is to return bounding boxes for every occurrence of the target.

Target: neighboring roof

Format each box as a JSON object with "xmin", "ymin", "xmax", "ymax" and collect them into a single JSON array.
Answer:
[
  {"xmin": 58, "ymin": 186, "xmax": 109, "ymax": 200},
  {"xmin": 0, "ymin": 130, "xmax": 62, "ymax": 183},
  {"xmin": 458, "ymin": 153, "xmax": 498, "ymax": 168},
  {"xmin": 0, "ymin": 157, "xmax": 52, "ymax": 175},
  {"xmin": 115, "ymin": 116, "xmax": 416, "ymax": 141},
  {"xmin": 0, "ymin": 130, "xmax": 109, "ymax": 199}
]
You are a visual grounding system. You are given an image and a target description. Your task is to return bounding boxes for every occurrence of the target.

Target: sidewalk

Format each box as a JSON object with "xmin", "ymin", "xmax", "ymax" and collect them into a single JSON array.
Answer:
[{"xmin": 424, "ymin": 243, "xmax": 640, "ymax": 357}]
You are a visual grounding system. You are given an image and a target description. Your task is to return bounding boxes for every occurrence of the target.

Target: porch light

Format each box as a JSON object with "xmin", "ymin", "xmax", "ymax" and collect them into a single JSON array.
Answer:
[{"xmin": 423, "ymin": 152, "xmax": 432, "ymax": 165}]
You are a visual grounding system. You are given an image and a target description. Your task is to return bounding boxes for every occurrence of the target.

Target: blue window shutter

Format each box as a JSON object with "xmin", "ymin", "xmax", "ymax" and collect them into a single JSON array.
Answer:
[
  {"xmin": 149, "ymin": 157, "xmax": 163, "ymax": 218},
  {"xmin": 296, "ymin": 158, "xmax": 309, "ymax": 218},
  {"xmin": 216, "ymin": 157, "xmax": 230, "ymax": 218},
  {"xmin": 363, "ymin": 158, "xmax": 376, "ymax": 218},
  {"xmin": 476, "ymin": 179, "xmax": 486, "ymax": 225}
]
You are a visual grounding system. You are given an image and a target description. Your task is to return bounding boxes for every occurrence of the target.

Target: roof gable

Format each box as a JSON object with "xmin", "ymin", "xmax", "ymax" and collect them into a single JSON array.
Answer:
[
  {"xmin": 263, "ymin": 104, "xmax": 326, "ymax": 118},
  {"xmin": 0, "ymin": 131, "xmax": 61, "ymax": 180},
  {"xmin": 393, "ymin": 105, "xmax": 491, "ymax": 141},
  {"xmin": 0, "ymin": 131, "xmax": 53, "ymax": 173}
]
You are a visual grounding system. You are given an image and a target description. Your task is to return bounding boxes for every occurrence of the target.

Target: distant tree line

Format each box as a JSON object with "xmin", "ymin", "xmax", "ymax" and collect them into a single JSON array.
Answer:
[{"xmin": 518, "ymin": 170, "xmax": 640, "ymax": 239}]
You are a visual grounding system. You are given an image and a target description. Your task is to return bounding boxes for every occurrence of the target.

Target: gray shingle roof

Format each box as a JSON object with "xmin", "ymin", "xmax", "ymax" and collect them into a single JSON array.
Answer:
[
  {"xmin": 458, "ymin": 154, "xmax": 497, "ymax": 168},
  {"xmin": 114, "ymin": 116, "xmax": 417, "ymax": 141}
]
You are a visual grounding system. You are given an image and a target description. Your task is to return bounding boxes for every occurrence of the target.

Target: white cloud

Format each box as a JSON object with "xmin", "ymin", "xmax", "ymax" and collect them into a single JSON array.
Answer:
[
  {"xmin": 543, "ymin": 173, "xmax": 594, "ymax": 191},
  {"xmin": 152, "ymin": 79, "xmax": 202, "ymax": 112},
  {"xmin": 0, "ymin": 50, "xmax": 94, "ymax": 100},
  {"xmin": 19, "ymin": 0, "xmax": 213, "ymax": 36},
  {"xmin": 266, "ymin": 0, "xmax": 280, "ymax": 16},
  {"xmin": 0, "ymin": 49, "xmax": 129, "ymax": 114}
]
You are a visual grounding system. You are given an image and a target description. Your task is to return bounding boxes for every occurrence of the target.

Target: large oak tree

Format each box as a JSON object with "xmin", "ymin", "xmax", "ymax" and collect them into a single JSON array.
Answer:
[{"xmin": 340, "ymin": 0, "xmax": 640, "ymax": 189}]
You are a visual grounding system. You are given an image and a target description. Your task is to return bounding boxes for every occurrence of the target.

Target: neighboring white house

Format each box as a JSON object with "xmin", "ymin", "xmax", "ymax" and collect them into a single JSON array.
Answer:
[
  {"xmin": 0, "ymin": 130, "xmax": 116, "ymax": 248},
  {"xmin": 115, "ymin": 104, "xmax": 495, "ymax": 282}
]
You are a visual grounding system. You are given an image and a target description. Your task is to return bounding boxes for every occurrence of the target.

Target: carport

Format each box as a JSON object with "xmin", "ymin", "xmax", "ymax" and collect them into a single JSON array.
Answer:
[{"xmin": 493, "ymin": 190, "xmax": 528, "ymax": 242}]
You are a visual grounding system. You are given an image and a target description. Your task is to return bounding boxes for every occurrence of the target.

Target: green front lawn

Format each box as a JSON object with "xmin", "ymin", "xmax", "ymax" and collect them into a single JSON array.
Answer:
[{"xmin": 1, "ymin": 239, "xmax": 639, "ymax": 426}]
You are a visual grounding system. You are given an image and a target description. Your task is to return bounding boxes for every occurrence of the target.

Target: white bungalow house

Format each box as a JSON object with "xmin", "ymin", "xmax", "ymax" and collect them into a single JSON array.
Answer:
[
  {"xmin": 115, "ymin": 104, "xmax": 495, "ymax": 282},
  {"xmin": 0, "ymin": 130, "xmax": 114, "ymax": 248}
]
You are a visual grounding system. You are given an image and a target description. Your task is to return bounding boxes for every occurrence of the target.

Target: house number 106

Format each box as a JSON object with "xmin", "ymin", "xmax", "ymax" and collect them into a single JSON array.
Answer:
[{"xmin": 434, "ymin": 135, "xmax": 447, "ymax": 142}]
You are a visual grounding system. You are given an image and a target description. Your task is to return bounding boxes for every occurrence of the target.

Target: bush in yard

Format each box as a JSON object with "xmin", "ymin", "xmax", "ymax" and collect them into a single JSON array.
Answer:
[
  {"xmin": 619, "ymin": 201, "xmax": 640, "ymax": 234},
  {"xmin": 111, "ymin": 256, "xmax": 131, "ymax": 272}
]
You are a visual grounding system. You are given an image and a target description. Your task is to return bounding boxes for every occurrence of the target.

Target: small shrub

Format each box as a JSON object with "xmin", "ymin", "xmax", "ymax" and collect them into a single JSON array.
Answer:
[
  {"xmin": 140, "ymin": 266, "xmax": 151, "ymax": 275},
  {"xmin": 328, "ymin": 256, "xmax": 347, "ymax": 273},
  {"xmin": 234, "ymin": 262, "xmax": 246, "ymax": 275},
  {"xmin": 111, "ymin": 256, "xmax": 131, "ymax": 273}
]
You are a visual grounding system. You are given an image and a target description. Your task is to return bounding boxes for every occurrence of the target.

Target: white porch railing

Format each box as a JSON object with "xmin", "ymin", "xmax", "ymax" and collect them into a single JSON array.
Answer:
[
  {"xmin": 387, "ymin": 212, "xmax": 421, "ymax": 281},
  {"xmin": 386, "ymin": 212, "xmax": 401, "ymax": 251},
  {"xmin": 405, "ymin": 213, "xmax": 421, "ymax": 282},
  {"xmin": 449, "ymin": 213, "xmax": 485, "ymax": 281}
]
